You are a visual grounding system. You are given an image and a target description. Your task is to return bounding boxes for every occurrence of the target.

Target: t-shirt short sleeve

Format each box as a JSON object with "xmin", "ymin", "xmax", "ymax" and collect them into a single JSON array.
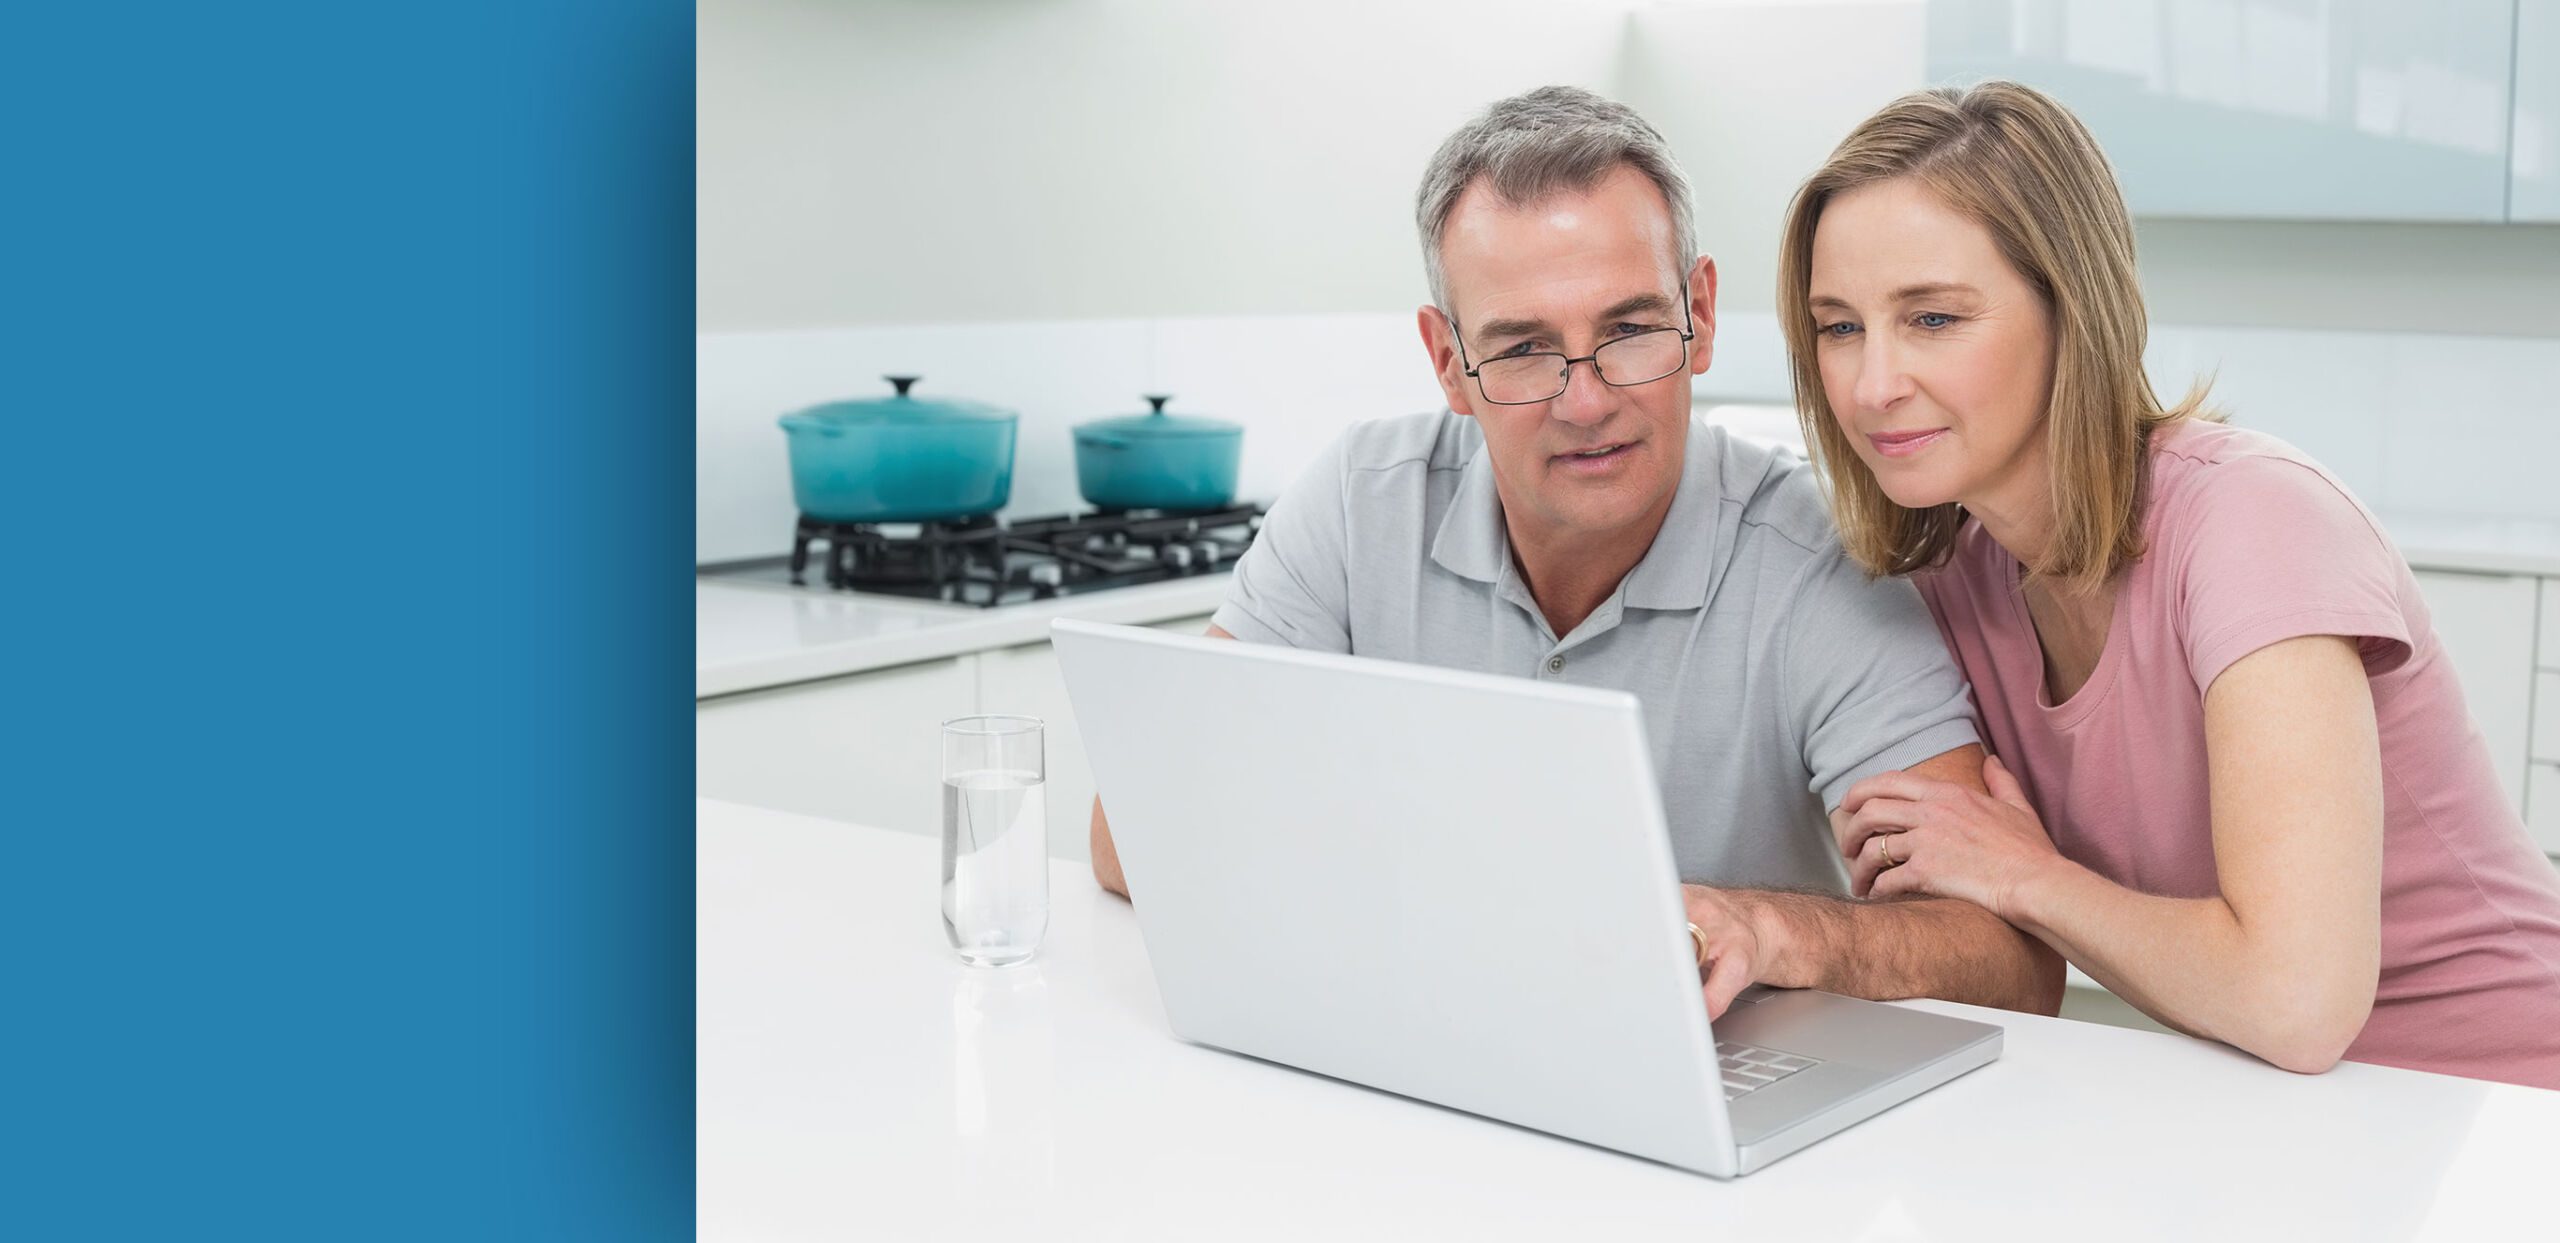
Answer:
[
  {"xmin": 2171, "ymin": 455, "xmax": 2412, "ymax": 694},
  {"xmin": 1211, "ymin": 433, "xmax": 1354, "ymax": 653},
  {"xmin": 1782, "ymin": 549, "xmax": 1984, "ymax": 810}
]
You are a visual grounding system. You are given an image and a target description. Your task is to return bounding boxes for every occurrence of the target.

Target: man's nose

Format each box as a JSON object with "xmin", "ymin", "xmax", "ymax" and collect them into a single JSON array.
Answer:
[
  {"xmin": 1851, "ymin": 334, "xmax": 1915, "ymax": 416},
  {"xmin": 1550, "ymin": 356, "xmax": 1617, "ymax": 427}
]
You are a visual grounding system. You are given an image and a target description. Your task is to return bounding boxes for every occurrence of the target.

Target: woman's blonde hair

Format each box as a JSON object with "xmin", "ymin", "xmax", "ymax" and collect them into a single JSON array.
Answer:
[{"xmin": 1776, "ymin": 80, "xmax": 2213, "ymax": 594}]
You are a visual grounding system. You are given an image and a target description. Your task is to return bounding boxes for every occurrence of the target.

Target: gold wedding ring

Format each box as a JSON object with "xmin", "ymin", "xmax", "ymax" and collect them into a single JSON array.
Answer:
[
  {"xmin": 1880, "ymin": 836, "xmax": 1899, "ymax": 868},
  {"xmin": 1689, "ymin": 922, "xmax": 1709, "ymax": 965}
]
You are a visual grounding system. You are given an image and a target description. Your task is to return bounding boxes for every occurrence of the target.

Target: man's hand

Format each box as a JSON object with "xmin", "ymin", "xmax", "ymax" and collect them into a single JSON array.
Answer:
[
  {"xmin": 1660, "ymin": 747, "xmax": 2064, "ymax": 1018},
  {"xmin": 1681, "ymin": 884, "xmax": 1779, "ymax": 1019}
]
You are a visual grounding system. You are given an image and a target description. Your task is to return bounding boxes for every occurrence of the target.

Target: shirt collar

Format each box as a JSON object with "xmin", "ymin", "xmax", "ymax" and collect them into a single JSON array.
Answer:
[
  {"xmin": 1620, "ymin": 422, "xmax": 1724, "ymax": 610},
  {"xmin": 1427, "ymin": 418, "xmax": 1729, "ymax": 611},
  {"xmin": 1427, "ymin": 439, "xmax": 1511, "ymax": 585}
]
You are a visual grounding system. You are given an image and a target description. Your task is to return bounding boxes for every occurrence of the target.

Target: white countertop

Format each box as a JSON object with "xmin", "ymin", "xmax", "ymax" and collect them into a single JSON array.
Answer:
[
  {"xmin": 698, "ymin": 798, "xmax": 2560, "ymax": 1241},
  {"xmin": 694, "ymin": 573, "xmax": 1231, "ymax": 698},
  {"xmin": 695, "ymin": 424, "xmax": 2554, "ymax": 699},
  {"xmin": 693, "ymin": 510, "xmax": 2557, "ymax": 699}
]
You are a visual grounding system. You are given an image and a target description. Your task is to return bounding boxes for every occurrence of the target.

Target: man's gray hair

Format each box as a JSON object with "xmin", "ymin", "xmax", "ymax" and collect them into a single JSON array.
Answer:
[{"xmin": 1415, "ymin": 85, "xmax": 1697, "ymax": 314}]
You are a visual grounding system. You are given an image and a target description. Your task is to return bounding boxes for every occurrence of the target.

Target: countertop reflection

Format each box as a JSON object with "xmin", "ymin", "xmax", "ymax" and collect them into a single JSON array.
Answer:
[{"xmin": 699, "ymin": 798, "xmax": 2560, "ymax": 1241}]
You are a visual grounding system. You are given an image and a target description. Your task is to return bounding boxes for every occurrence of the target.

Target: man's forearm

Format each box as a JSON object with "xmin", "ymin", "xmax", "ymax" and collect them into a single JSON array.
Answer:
[
  {"xmin": 1090, "ymin": 796, "xmax": 1130, "ymax": 898},
  {"xmin": 1735, "ymin": 889, "xmax": 2064, "ymax": 1015}
]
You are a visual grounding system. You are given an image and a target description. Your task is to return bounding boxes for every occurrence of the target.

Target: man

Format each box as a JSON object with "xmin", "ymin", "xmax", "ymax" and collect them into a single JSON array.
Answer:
[{"xmin": 1092, "ymin": 86, "xmax": 2062, "ymax": 1018}]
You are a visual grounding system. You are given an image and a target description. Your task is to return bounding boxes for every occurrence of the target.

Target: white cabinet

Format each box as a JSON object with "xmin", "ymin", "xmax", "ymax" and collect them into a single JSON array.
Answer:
[
  {"xmin": 2532, "ymin": 765, "xmax": 2560, "ymax": 854},
  {"xmin": 2542, "ymin": 577, "xmax": 2560, "ymax": 669},
  {"xmin": 2516, "ymin": 0, "xmax": 2560, "ymax": 222},
  {"xmin": 979, "ymin": 641, "xmax": 1095, "ymax": 866},
  {"xmin": 2537, "ymin": 579, "xmax": 2560, "ymax": 850},
  {"xmin": 2414, "ymin": 571, "xmax": 2537, "ymax": 812},
  {"xmin": 976, "ymin": 613, "xmax": 1220, "ymax": 865},
  {"xmin": 696, "ymin": 656, "xmax": 977, "ymax": 836},
  {"xmin": 1926, "ymin": 0, "xmax": 2519, "ymax": 222},
  {"xmin": 2058, "ymin": 969, "xmax": 2176, "ymax": 1036},
  {"xmin": 2538, "ymin": 671, "xmax": 2560, "ymax": 762},
  {"xmin": 701, "ymin": 613, "xmax": 1223, "ymax": 860}
]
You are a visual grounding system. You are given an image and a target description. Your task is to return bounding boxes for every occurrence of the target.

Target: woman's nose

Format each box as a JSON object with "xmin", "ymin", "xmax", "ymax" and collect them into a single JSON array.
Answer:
[{"xmin": 1851, "ymin": 335, "xmax": 1914, "ymax": 415}]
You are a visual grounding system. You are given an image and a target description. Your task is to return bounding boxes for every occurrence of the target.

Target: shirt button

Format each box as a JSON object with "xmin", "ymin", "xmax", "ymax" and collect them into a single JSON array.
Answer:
[{"xmin": 1546, "ymin": 655, "xmax": 1566, "ymax": 674}]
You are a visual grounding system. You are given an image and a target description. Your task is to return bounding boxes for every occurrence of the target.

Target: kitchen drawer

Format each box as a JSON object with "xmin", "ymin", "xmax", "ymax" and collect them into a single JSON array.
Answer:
[
  {"xmin": 969, "ymin": 615, "xmax": 1215, "ymax": 867},
  {"xmin": 2540, "ymin": 673, "xmax": 2560, "ymax": 763},
  {"xmin": 2415, "ymin": 571, "xmax": 2535, "ymax": 810},
  {"xmin": 697, "ymin": 655, "xmax": 980, "ymax": 836},
  {"xmin": 2531, "ymin": 764, "xmax": 2560, "ymax": 857},
  {"xmin": 2543, "ymin": 578, "xmax": 2560, "ymax": 670},
  {"xmin": 978, "ymin": 640, "xmax": 1095, "ymax": 865}
]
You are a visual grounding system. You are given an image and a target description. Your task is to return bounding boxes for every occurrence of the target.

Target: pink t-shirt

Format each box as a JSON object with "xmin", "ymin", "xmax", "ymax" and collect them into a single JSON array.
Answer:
[{"xmin": 1916, "ymin": 420, "xmax": 2560, "ymax": 1087}]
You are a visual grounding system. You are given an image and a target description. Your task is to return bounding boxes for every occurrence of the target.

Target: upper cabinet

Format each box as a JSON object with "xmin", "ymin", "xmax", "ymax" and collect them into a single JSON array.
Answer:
[
  {"xmin": 2516, "ymin": 1, "xmax": 2560, "ymax": 221},
  {"xmin": 1927, "ymin": 0, "xmax": 2523, "ymax": 222}
]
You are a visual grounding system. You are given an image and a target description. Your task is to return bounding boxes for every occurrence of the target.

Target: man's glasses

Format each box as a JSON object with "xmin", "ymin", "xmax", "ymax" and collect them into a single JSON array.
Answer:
[{"xmin": 1453, "ymin": 300, "xmax": 1696, "ymax": 406}]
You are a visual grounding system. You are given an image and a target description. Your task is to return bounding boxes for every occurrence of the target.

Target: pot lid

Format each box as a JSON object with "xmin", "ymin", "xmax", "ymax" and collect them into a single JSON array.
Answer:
[
  {"xmin": 1075, "ymin": 395, "xmax": 1241, "ymax": 440},
  {"xmin": 780, "ymin": 376, "xmax": 1017, "ymax": 427}
]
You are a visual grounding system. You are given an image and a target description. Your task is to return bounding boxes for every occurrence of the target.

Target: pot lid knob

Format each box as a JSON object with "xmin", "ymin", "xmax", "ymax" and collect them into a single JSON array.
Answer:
[
  {"xmin": 1144, "ymin": 394, "xmax": 1171, "ymax": 415},
  {"xmin": 886, "ymin": 375, "xmax": 920, "ymax": 397}
]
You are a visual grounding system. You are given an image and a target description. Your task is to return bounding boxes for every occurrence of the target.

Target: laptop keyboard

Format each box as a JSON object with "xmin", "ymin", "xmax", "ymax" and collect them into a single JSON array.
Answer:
[{"xmin": 1717, "ymin": 1041, "xmax": 1822, "ymax": 1099}]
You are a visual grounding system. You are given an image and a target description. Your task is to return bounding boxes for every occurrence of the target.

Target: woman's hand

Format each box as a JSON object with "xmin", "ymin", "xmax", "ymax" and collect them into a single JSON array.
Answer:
[{"xmin": 1835, "ymin": 754, "xmax": 2065, "ymax": 920}]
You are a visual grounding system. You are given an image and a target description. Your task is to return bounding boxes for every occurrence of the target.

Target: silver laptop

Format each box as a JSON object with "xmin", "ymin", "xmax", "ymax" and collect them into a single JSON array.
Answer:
[{"xmin": 1050, "ymin": 618, "xmax": 2004, "ymax": 1178}]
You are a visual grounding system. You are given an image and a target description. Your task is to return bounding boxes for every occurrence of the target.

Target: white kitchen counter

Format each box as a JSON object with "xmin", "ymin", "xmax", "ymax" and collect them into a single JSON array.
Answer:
[
  {"xmin": 694, "ymin": 573, "xmax": 1230, "ymax": 698},
  {"xmin": 693, "ymin": 514, "xmax": 2557, "ymax": 701},
  {"xmin": 699, "ymin": 798, "xmax": 2560, "ymax": 1241}
]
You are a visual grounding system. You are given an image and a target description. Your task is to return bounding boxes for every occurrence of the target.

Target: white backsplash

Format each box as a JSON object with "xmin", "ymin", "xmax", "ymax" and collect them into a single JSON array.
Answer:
[
  {"xmin": 699, "ymin": 312, "xmax": 2560, "ymax": 563},
  {"xmin": 695, "ymin": 312, "xmax": 1443, "ymax": 563},
  {"xmin": 2143, "ymin": 327, "xmax": 2560, "ymax": 523}
]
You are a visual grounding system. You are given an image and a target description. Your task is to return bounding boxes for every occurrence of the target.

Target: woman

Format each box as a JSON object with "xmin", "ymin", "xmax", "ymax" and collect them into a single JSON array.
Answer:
[{"xmin": 1777, "ymin": 80, "xmax": 2560, "ymax": 1087}]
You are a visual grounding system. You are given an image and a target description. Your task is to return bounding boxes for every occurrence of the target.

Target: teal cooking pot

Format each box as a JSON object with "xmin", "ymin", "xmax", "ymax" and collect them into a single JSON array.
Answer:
[
  {"xmin": 1072, "ymin": 395, "xmax": 1244, "ymax": 512},
  {"xmin": 778, "ymin": 376, "xmax": 1018, "ymax": 523}
]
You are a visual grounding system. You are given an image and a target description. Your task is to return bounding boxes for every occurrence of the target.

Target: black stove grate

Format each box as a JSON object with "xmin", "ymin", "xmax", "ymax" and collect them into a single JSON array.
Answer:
[{"xmin": 787, "ymin": 504, "xmax": 1264, "ymax": 607}]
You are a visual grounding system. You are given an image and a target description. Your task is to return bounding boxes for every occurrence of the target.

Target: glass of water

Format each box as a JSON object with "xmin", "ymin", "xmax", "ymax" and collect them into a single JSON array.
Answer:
[{"xmin": 941, "ymin": 715, "xmax": 1048, "ymax": 967}]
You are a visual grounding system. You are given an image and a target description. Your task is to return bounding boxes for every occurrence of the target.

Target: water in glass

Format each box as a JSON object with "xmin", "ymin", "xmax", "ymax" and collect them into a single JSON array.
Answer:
[{"xmin": 941, "ymin": 767, "xmax": 1048, "ymax": 965}]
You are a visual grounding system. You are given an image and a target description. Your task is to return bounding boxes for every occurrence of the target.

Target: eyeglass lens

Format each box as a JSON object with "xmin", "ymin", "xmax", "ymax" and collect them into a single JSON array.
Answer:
[{"xmin": 1474, "ymin": 329, "xmax": 1688, "ymax": 405}]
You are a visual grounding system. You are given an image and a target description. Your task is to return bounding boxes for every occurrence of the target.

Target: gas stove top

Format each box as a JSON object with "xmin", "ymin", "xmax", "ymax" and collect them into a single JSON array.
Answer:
[{"xmin": 697, "ymin": 505, "xmax": 1265, "ymax": 608}]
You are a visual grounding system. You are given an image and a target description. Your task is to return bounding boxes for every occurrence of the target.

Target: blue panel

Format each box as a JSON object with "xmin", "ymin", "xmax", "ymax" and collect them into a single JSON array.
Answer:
[
  {"xmin": 2515, "ymin": 0, "xmax": 2560, "ymax": 220},
  {"xmin": 6, "ymin": 2, "xmax": 696, "ymax": 1239},
  {"xmin": 1928, "ymin": 0, "xmax": 2518, "ymax": 222}
]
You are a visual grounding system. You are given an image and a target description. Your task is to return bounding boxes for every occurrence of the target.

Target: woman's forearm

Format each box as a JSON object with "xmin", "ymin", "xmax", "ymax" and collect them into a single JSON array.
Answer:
[{"xmin": 2008, "ymin": 859, "xmax": 2371, "ymax": 1072}]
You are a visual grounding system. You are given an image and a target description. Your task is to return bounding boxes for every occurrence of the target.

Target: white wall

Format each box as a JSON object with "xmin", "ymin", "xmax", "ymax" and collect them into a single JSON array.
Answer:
[
  {"xmin": 698, "ymin": 0, "xmax": 1633, "ymax": 330},
  {"xmin": 701, "ymin": 0, "xmax": 2560, "ymax": 335},
  {"xmin": 696, "ymin": 312, "xmax": 1441, "ymax": 562},
  {"xmin": 2132, "ymin": 218, "xmax": 2560, "ymax": 338},
  {"xmin": 698, "ymin": 310, "xmax": 2560, "ymax": 562},
  {"xmin": 1619, "ymin": 1, "xmax": 2560, "ymax": 337},
  {"xmin": 2141, "ymin": 325, "xmax": 2560, "ymax": 521},
  {"xmin": 1617, "ymin": 1, "xmax": 1933, "ymax": 322},
  {"xmin": 697, "ymin": 0, "xmax": 2560, "ymax": 562}
]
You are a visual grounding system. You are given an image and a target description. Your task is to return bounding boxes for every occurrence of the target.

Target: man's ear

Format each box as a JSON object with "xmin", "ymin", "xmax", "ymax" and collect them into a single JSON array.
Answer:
[
  {"xmin": 1686, "ymin": 254, "xmax": 1719, "ymax": 376},
  {"xmin": 1417, "ymin": 304, "xmax": 1477, "ymax": 418}
]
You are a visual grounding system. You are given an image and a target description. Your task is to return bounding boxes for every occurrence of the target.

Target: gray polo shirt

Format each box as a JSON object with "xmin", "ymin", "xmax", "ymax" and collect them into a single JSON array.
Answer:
[{"xmin": 1211, "ymin": 410, "xmax": 1979, "ymax": 893}]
